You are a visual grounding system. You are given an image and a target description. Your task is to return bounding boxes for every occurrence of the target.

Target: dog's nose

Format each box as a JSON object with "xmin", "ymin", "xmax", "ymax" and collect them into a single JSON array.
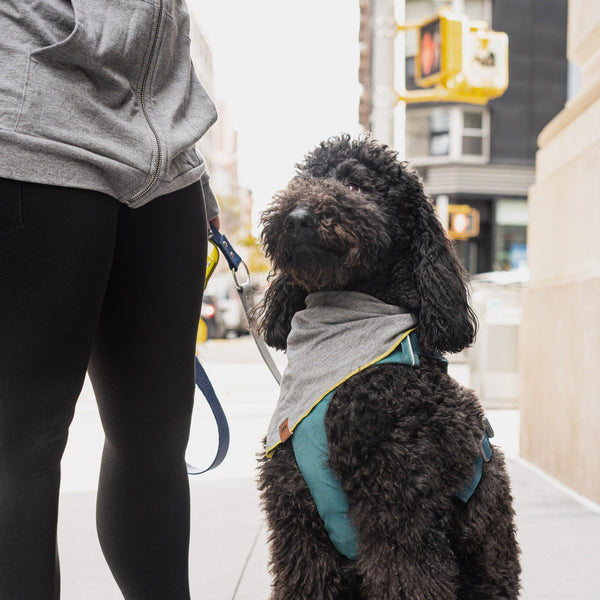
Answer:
[{"xmin": 284, "ymin": 207, "xmax": 317, "ymax": 232}]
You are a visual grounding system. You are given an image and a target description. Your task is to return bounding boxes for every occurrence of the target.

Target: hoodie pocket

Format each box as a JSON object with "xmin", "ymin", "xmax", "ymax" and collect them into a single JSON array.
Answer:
[
  {"xmin": 15, "ymin": 0, "xmax": 156, "ymax": 173},
  {"xmin": 0, "ymin": 1, "xmax": 75, "ymax": 130},
  {"xmin": 29, "ymin": 0, "xmax": 78, "ymax": 63}
]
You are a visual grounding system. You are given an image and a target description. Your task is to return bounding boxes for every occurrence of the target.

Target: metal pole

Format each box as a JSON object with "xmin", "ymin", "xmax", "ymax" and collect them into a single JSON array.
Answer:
[
  {"xmin": 394, "ymin": 0, "xmax": 406, "ymax": 159},
  {"xmin": 436, "ymin": 194, "xmax": 449, "ymax": 231},
  {"xmin": 371, "ymin": 0, "xmax": 397, "ymax": 146}
]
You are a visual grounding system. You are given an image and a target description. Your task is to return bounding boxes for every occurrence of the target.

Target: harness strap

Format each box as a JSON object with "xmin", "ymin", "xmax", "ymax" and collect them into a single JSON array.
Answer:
[
  {"xmin": 456, "ymin": 418, "xmax": 495, "ymax": 502},
  {"xmin": 291, "ymin": 336, "xmax": 494, "ymax": 558}
]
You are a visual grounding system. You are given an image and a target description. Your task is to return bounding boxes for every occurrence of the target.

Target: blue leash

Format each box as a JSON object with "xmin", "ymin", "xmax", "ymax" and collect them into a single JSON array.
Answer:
[
  {"xmin": 209, "ymin": 225, "xmax": 243, "ymax": 270},
  {"xmin": 186, "ymin": 357, "xmax": 231, "ymax": 475},
  {"xmin": 186, "ymin": 226, "xmax": 243, "ymax": 475},
  {"xmin": 187, "ymin": 226, "xmax": 282, "ymax": 474}
]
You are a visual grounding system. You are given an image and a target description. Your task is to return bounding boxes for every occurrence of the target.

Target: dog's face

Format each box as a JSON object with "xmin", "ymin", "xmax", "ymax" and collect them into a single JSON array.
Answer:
[
  {"xmin": 257, "ymin": 135, "xmax": 477, "ymax": 354},
  {"xmin": 260, "ymin": 173, "xmax": 391, "ymax": 293}
]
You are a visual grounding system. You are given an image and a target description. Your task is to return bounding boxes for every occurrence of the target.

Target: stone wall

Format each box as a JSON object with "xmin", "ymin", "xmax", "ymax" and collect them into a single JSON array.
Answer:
[{"xmin": 520, "ymin": 0, "xmax": 600, "ymax": 503}]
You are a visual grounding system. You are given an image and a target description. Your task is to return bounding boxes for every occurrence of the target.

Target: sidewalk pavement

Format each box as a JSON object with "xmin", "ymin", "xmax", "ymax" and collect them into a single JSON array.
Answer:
[{"xmin": 58, "ymin": 338, "xmax": 600, "ymax": 599}]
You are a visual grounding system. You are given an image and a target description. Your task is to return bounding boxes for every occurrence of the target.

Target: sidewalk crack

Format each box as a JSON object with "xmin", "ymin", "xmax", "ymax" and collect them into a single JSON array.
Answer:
[{"xmin": 231, "ymin": 523, "xmax": 264, "ymax": 599}]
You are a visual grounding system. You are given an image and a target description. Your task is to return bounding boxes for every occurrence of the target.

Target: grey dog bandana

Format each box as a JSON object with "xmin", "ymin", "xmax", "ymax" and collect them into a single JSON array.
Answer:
[{"xmin": 266, "ymin": 291, "xmax": 417, "ymax": 457}]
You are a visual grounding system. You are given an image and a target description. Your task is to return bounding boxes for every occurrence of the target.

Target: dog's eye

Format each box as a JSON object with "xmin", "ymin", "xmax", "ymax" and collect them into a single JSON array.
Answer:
[{"xmin": 347, "ymin": 183, "xmax": 360, "ymax": 192}]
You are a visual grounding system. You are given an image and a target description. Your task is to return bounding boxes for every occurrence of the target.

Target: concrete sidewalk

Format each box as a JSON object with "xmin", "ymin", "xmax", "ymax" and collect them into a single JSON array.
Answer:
[
  {"xmin": 58, "ymin": 477, "xmax": 269, "ymax": 599},
  {"xmin": 56, "ymin": 339, "xmax": 600, "ymax": 599},
  {"xmin": 57, "ymin": 460, "xmax": 600, "ymax": 600}
]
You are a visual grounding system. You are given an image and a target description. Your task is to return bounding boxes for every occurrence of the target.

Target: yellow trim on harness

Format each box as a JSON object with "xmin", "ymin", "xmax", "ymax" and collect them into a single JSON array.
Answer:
[{"xmin": 265, "ymin": 327, "xmax": 417, "ymax": 458}]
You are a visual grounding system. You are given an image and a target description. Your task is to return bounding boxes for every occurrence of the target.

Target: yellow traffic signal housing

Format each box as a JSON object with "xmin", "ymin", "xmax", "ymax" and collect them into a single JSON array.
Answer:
[
  {"xmin": 415, "ymin": 11, "xmax": 465, "ymax": 88},
  {"xmin": 400, "ymin": 8, "xmax": 509, "ymax": 105},
  {"xmin": 447, "ymin": 204, "xmax": 480, "ymax": 239},
  {"xmin": 459, "ymin": 27, "xmax": 509, "ymax": 100}
]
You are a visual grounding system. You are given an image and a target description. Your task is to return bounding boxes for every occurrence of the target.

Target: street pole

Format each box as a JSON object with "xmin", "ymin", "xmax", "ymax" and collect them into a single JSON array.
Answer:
[
  {"xmin": 436, "ymin": 194, "xmax": 449, "ymax": 231},
  {"xmin": 394, "ymin": 0, "xmax": 406, "ymax": 159},
  {"xmin": 438, "ymin": 0, "xmax": 462, "ymax": 227},
  {"xmin": 371, "ymin": 0, "xmax": 397, "ymax": 146}
]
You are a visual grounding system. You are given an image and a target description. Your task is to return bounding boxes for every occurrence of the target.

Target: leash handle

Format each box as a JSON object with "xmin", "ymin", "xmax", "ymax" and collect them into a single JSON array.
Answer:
[
  {"xmin": 209, "ymin": 224, "xmax": 242, "ymax": 271},
  {"xmin": 205, "ymin": 239, "xmax": 220, "ymax": 289}
]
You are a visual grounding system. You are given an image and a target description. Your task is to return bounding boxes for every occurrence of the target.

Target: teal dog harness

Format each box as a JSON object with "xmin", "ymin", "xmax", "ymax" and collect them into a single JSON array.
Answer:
[
  {"xmin": 291, "ymin": 331, "xmax": 493, "ymax": 560},
  {"xmin": 266, "ymin": 292, "xmax": 418, "ymax": 457}
]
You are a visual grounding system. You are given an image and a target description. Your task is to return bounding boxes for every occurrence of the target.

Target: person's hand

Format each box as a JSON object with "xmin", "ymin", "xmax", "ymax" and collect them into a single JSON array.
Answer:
[{"xmin": 209, "ymin": 215, "xmax": 220, "ymax": 231}]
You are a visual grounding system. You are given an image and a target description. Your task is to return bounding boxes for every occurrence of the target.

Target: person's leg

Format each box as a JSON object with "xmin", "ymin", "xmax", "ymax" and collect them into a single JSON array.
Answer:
[
  {"xmin": 0, "ymin": 179, "xmax": 120, "ymax": 599},
  {"xmin": 88, "ymin": 182, "xmax": 207, "ymax": 600}
]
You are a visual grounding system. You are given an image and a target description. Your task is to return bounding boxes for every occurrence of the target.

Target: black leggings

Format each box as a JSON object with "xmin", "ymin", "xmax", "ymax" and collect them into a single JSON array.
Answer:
[{"xmin": 0, "ymin": 179, "xmax": 207, "ymax": 599}]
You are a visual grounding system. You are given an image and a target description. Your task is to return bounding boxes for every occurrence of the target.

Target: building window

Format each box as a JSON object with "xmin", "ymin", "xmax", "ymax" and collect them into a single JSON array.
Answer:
[
  {"xmin": 461, "ymin": 109, "xmax": 487, "ymax": 157},
  {"xmin": 429, "ymin": 108, "xmax": 450, "ymax": 155},
  {"xmin": 406, "ymin": 106, "xmax": 490, "ymax": 164},
  {"xmin": 494, "ymin": 199, "xmax": 528, "ymax": 271}
]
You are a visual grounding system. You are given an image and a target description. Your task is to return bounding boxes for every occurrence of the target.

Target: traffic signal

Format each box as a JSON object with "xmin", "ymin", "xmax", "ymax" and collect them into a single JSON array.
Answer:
[
  {"xmin": 447, "ymin": 205, "xmax": 480, "ymax": 239},
  {"xmin": 419, "ymin": 18, "xmax": 441, "ymax": 81},
  {"xmin": 415, "ymin": 11, "xmax": 465, "ymax": 88},
  {"xmin": 404, "ymin": 8, "xmax": 509, "ymax": 105},
  {"xmin": 461, "ymin": 27, "xmax": 509, "ymax": 100}
]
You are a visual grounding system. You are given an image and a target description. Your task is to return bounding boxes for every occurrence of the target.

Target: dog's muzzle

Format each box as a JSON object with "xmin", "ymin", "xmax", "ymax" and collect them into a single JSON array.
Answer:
[{"xmin": 284, "ymin": 206, "xmax": 318, "ymax": 234}]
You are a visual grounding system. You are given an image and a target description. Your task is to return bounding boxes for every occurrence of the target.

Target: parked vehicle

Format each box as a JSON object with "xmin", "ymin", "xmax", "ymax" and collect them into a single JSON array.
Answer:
[
  {"xmin": 205, "ymin": 274, "xmax": 250, "ymax": 338},
  {"xmin": 201, "ymin": 294, "xmax": 226, "ymax": 339}
]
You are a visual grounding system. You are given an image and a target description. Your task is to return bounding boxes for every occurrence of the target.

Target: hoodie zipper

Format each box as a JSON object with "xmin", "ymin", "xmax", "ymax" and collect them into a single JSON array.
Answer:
[{"xmin": 130, "ymin": 0, "xmax": 164, "ymax": 205}]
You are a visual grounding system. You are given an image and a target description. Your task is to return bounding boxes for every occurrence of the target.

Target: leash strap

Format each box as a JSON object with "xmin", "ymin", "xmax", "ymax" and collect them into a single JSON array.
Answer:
[
  {"xmin": 187, "ymin": 226, "xmax": 281, "ymax": 474},
  {"xmin": 187, "ymin": 356, "xmax": 230, "ymax": 475},
  {"xmin": 209, "ymin": 225, "xmax": 242, "ymax": 271},
  {"xmin": 186, "ymin": 226, "xmax": 238, "ymax": 475},
  {"xmin": 209, "ymin": 225, "xmax": 282, "ymax": 385},
  {"xmin": 234, "ymin": 267, "xmax": 283, "ymax": 385}
]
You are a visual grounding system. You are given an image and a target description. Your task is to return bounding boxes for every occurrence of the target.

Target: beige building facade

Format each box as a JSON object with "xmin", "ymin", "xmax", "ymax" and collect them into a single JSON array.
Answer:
[{"xmin": 520, "ymin": 0, "xmax": 600, "ymax": 503}]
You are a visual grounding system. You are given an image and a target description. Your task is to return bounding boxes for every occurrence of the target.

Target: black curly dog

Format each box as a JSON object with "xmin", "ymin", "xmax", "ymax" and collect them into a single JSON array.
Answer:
[{"xmin": 255, "ymin": 135, "xmax": 520, "ymax": 599}]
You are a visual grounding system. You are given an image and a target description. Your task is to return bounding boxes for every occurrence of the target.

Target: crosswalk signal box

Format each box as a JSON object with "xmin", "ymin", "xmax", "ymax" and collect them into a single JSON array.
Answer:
[
  {"xmin": 416, "ymin": 12, "xmax": 465, "ymax": 88},
  {"xmin": 408, "ymin": 8, "xmax": 509, "ymax": 104},
  {"xmin": 447, "ymin": 205, "xmax": 480, "ymax": 240}
]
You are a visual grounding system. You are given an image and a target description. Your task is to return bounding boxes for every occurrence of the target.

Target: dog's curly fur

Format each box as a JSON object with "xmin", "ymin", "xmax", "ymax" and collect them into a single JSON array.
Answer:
[{"xmin": 255, "ymin": 134, "xmax": 520, "ymax": 599}]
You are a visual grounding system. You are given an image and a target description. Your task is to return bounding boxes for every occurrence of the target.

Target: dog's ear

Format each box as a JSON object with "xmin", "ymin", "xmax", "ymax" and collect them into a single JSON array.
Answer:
[
  {"xmin": 410, "ymin": 197, "xmax": 478, "ymax": 355},
  {"xmin": 254, "ymin": 275, "xmax": 307, "ymax": 351}
]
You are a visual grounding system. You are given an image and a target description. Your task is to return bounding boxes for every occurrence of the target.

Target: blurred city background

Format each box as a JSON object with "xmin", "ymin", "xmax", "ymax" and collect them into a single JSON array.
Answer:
[
  {"xmin": 190, "ymin": 0, "xmax": 598, "ymax": 507},
  {"xmin": 58, "ymin": 1, "xmax": 599, "ymax": 598}
]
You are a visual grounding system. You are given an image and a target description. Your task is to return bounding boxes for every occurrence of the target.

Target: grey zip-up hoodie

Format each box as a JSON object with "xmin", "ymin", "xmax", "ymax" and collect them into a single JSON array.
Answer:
[{"xmin": 0, "ymin": 0, "xmax": 219, "ymax": 215}]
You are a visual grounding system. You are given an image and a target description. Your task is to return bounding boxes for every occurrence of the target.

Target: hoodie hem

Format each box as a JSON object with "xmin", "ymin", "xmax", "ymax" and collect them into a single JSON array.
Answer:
[{"xmin": 0, "ymin": 129, "xmax": 208, "ymax": 208}]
